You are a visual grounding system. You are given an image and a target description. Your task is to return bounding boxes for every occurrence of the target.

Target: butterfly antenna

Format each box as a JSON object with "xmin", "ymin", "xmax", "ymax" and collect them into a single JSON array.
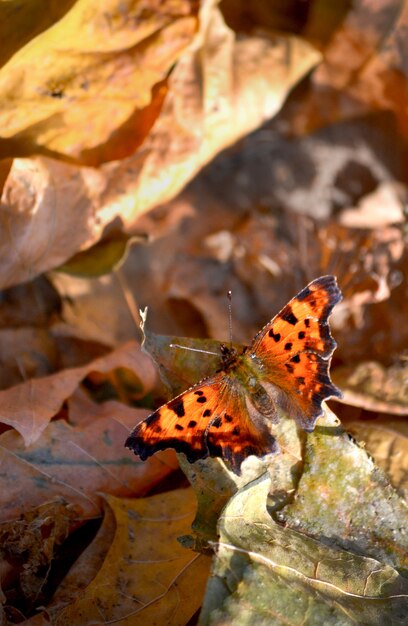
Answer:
[
  {"xmin": 170, "ymin": 344, "xmax": 220, "ymax": 356},
  {"xmin": 228, "ymin": 290, "xmax": 233, "ymax": 349}
]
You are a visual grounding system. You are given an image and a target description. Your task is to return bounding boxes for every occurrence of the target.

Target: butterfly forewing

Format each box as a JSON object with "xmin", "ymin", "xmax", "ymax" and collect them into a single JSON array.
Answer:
[
  {"xmin": 249, "ymin": 275, "xmax": 342, "ymax": 430},
  {"xmin": 125, "ymin": 372, "xmax": 277, "ymax": 474}
]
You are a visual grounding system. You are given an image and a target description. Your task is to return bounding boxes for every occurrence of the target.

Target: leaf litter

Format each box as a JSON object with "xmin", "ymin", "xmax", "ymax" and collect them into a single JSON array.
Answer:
[{"xmin": 0, "ymin": 0, "xmax": 407, "ymax": 624}]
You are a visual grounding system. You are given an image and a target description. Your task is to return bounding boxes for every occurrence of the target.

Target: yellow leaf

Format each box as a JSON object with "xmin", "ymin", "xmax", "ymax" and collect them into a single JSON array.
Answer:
[
  {"xmin": 0, "ymin": 0, "xmax": 198, "ymax": 160},
  {"xmin": 55, "ymin": 488, "xmax": 211, "ymax": 625}
]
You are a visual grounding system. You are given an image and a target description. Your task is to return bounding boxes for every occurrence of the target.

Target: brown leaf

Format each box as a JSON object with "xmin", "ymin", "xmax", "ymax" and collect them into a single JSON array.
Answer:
[
  {"xmin": 38, "ymin": 493, "xmax": 118, "ymax": 621},
  {"xmin": 0, "ymin": 341, "xmax": 155, "ymax": 445},
  {"xmin": 0, "ymin": 501, "xmax": 74, "ymax": 614},
  {"xmin": 334, "ymin": 359, "xmax": 408, "ymax": 416},
  {"xmin": 347, "ymin": 419, "xmax": 408, "ymax": 497},
  {"xmin": 285, "ymin": 0, "xmax": 408, "ymax": 137},
  {"xmin": 49, "ymin": 271, "xmax": 140, "ymax": 348},
  {"xmin": 0, "ymin": 5, "xmax": 321, "ymax": 291},
  {"xmin": 0, "ymin": 327, "xmax": 58, "ymax": 390},
  {"xmin": 0, "ymin": 401, "xmax": 178, "ymax": 523}
]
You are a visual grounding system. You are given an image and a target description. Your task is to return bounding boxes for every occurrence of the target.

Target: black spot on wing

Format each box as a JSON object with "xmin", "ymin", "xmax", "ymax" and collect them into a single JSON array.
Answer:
[
  {"xmin": 171, "ymin": 400, "xmax": 185, "ymax": 417},
  {"xmin": 224, "ymin": 414, "xmax": 233, "ymax": 423},
  {"xmin": 284, "ymin": 342, "xmax": 292, "ymax": 351},
  {"xmin": 203, "ymin": 409, "xmax": 212, "ymax": 417},
  {"xmin": 280, "ymin": 307, "xmax": 298, "ymax": 326},
  {"xmin": 291, "ymin": 354, "xmax": 301, "ymax": 363},
  {"xmin": 142, "ymin": 411, "xmax": 161, "ymax": 426},
  {"xmin": 268, "ymin": 329, "xmax": 281, "ymax": 342},
  {"xmin": 175, "ymin": 424, "xmax": 184, "ymax": 431},
  {"xmin": 188, "ymin": 420, "xmax": 197, "ymax": 428},
  {"xmin": 196, "ymin": 396, "xmax": 207, "ymax": 404}
]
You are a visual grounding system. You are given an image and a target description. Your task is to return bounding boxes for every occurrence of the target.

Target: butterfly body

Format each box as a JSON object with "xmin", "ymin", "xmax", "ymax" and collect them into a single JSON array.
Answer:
[{"xmin": 126, "ymin": 276, "xmax": 343, "ymax": 474}]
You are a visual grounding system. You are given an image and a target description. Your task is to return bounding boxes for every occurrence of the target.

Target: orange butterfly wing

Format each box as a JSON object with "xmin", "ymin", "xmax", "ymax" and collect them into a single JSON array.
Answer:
[
  {"xmin": 249, "ymin": 275, "xmax": 342, "ymax": 430},
  {"xmin": 125, "ymin": 373, "xmax": 278, "ymax": 474},
  {"xmin": 126, "ymin": 275, "xmax": 342, "ymax": 474}
]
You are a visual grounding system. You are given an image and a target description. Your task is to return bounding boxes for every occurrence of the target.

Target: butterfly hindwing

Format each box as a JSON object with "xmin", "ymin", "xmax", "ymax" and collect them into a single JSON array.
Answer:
[
  {"xmin": 249, "ymin": 275, "xmax": 342, "ymax": 430},
  {"xmin": 125, "ymin": 373, "xmax": 277, "ymax": 474}
]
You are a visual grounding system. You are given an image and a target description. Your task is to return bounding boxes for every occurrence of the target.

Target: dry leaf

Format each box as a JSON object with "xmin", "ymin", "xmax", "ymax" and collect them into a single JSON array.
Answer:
[
  {"xmin": 49, "ymin": 271, "xmax": 140, "ymax": 348},
  {"xmin": 0, "ymin": 501, "xmax": 74, "ymax": 615},
  {"xmin": 279, "ymin": 408, "xmax": 408, "ymax": 570},
  {"xmin": 0, "ymin": 0, "xmax": 198, "ymax": 161},
  {"xmin": 0, "ymin": 341, "xmax": 155, "ymax": 445},
  {"xmin": 286, "ymin": 0, "xmax": 408, "ymax": 137},
  {"xmin": 0, "ymin": 401, "xmax": 177, "ymax": 523},
  {"xmin": 0, "ymin": 3, "xmax": 321, "ymax": 291},
  {"xmin": 347, "ymin": 419, "xmax": 408, "ymax": 497},
  {"xmin": 0, "ymin": 327, "xmax": 58, "ymax": 390},
  {"xmin": 54, "ymin": 489, "xmax": 211, "ymax": 625},
  {"xmin": 40, "ymin": 491, "xmax": 118, "ymax": 621},
  {"xmin": 334, "ymin": 359, "xmax": 408, "ymax": 416},
  {"xmin": 200, "ymin": 473, "xmax": 408, "ymax": 625}
]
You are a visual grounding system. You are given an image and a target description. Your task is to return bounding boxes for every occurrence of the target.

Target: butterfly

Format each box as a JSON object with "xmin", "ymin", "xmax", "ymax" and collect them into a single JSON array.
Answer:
[{"xmin": 125, "ymin": 276, "xmax": 342, "ymax": 474}]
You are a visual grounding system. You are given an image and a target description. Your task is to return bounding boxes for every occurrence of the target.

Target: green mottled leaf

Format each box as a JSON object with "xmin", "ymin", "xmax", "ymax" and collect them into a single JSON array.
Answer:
[
  {"xmin": 279, "ymin": 407, "xmax": 408, "ymax": 570},
  {"xmin": 141, "ymin": 325, "xmax": 226, "ymax": 397},
  {"xmin": 200, "ymin": 473, "xmax": 408, "ymax": 625}
]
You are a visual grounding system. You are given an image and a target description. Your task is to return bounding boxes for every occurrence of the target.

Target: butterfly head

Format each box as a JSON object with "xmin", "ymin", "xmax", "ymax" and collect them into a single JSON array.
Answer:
[{"xmin": 219, "ymin": 343, "xmax": 241, "ymax": 371}]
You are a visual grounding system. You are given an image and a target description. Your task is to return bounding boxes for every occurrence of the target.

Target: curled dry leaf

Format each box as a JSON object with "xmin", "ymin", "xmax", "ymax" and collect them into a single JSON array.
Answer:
[
  {"xmin": 54, "ymin": 489, "xmax": 211, "ymax": 626},
  {"xmin": 333, "ymin": 359, "xmax": 408, "ymax": 416},
  {"xmin": 0, "ymin": 401, "xmax": 177, "ymax": 524},
  {"xmin": 0, "ymin": 501, "xmax": 75, "ymax": 615},
  {"xmin": 0, "ymin": 340, "xmax": 155, "ymax": 445},
  {"xmin": 286, "ymin": 0, "xmax": 408, "ymax": 137},
  {"xmin": 0, "ymin": 3, "xmax": 321, "ymax": 290},
  {"xmin": 49, "ymin": 271, "xmax": 141, "ymax": 348}
]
